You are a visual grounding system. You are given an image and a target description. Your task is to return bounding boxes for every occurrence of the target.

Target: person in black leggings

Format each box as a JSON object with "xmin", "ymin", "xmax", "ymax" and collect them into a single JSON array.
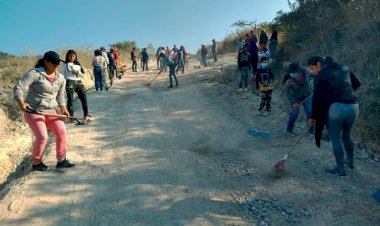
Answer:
[{"xmin": 308, "ymin": 56, "xmax": 361, "ymax": 176}]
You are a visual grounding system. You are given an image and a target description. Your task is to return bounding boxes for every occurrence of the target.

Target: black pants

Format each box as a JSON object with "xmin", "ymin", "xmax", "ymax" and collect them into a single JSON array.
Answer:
[
  {"xmin": 250, "ymin": 54, "xmax": 258, "ymax": 74},
  {"xmin": 259, "ymin": 90, "xmax": 272, "ymax": 111},
  {"xmin": 66, "ymin": 80, "xmax": 88, "ymax": 117},
  {"xmin": 142, "ymin": 60, "xmax": 149, "ymax": 71},
  {"xmin": 132, "ymin": 60, "xmax": 137, "ymax": 72}
]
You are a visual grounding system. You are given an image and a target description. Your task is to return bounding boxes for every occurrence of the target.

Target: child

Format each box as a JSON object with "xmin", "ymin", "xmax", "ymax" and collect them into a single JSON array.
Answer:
[
  {"xmin": 237, "ymin": 44, "xmax": 251, "ymax": 92},
  {"xmin": 255, "ymin": 57, "xmax": 274, "ymax": 116}
]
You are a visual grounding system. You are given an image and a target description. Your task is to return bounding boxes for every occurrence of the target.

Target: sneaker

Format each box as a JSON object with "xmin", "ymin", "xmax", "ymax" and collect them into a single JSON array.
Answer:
[
  {"xmin": 325, "ymin": 167, "xmax": 346, "ymax": 176},
  {"xmin": 168, "ymin": 85, "xmax": 173, "ymax": 88},
  {"xmin": 345, "ymin": 161, "xmax": 354, "ymax": 170},
  {"xmin": 84, "ymin": 115, "xmax": 96, "ymax": 122},
  {"xmin": 286, "ymin": 128, "xmax": 296, "ymax": 137},
  {"xmin": 32, "ymin": 162, "xmax": 48, "ymax": 171},
  {"xmin": 244, "ymin": 88, "xmax": 248, "ymax": 91},
  {"xmin": 56, "ymin": 159, "xmax": 76, "ymax": 168},
  {"xmin": 256, "ymin": 110, "xmax": 263, "ymax": 116},
  {"xmin": 262, "ymin": 111, "xmax": 269, "ymax": 117},
  {"xmin": 238, "ymin": 88, "xmax": 243, "ymax": 92}
]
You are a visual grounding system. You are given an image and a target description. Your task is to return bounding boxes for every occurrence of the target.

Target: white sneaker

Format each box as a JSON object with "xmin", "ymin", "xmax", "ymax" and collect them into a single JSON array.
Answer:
[
  {"xmin": 244, "ymin": 88, "xmax": 248, "ymax": 91},
  {"xmin": 238, "ymin": 88, "xmax": 243, "ymax": 92}
]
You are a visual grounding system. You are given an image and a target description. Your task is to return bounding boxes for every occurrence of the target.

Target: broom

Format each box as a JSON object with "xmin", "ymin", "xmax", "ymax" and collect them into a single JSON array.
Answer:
[
  {"xmin": 144, "ymin": 72, "xmax": 161, "ymax": 86},
  {"xmin": 273, "ymin": 124, "xmax": 312, "ymax": 170}
]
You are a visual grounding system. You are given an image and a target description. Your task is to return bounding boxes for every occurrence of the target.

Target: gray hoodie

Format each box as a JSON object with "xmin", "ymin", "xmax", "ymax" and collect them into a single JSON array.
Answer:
[{"xmin": 13, "ymin": 67, "xmax": 66, "ymax": 113}]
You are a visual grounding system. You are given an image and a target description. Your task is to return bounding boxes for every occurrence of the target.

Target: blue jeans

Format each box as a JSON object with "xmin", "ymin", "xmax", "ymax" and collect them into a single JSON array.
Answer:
[
  {"xmin": 239, "ymin": 67, "xmax": 249, "ymax": 88},
  {"xmin": 287, "ymin": 96, "xmax": 312, "ymax": 130},
  {"xmin": 168, "ymin": 64, "xmax": 178, "ymax": 86},
  {"xmin": 202, "ymin": 55, "xmax": 208, "ymax": 66},
  {"xmin": 93, "ymin": 66, "xmax": 103, "ymax": 91}
]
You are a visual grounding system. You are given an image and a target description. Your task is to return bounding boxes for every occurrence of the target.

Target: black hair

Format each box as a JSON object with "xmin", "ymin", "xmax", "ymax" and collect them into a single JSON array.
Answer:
[
  {"xmin": 307, "ymin": 56, "xmax": 323, "ymax": 66},
  {"xmin": 35, "ymin": 58, "xmax": 45, "ymax": 68},
  {"xmin": 65, "ymin": 49, "xmax": 84, "ymax": 74},
  {"xmin": 94, "ymin": 49, "xmax": 102, "ymax": 56}
]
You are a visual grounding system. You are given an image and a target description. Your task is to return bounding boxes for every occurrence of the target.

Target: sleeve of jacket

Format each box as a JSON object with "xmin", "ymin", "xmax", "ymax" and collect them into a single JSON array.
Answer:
[
  {"xmin": 13, "ymin": 69, "xmax": 38, "ymax": 100},
  {"xmin": 349, "ymin": 70, "xmax": 361, "ymax": 91},
  {"xmin": 311, "ymin": 76, "xmax": 328, "ymax": 148},
  {"xmin": 255, "ymin": 72, "xmax": 260, "ymax": 89},
  {"xmin": 56, "ymin": 74, "xmax": 66, "ymax": 106}
]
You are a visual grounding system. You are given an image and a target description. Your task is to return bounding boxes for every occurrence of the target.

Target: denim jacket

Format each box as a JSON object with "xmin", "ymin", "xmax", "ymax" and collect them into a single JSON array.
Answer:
[{"xmin": 13, "ymin": 67, "xmax": 66, "ymax": 113}]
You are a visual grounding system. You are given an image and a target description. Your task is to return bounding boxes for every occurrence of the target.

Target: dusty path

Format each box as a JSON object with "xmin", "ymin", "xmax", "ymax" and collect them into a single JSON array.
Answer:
[{"xmin": 0, "ymin": 55, "xmax": 379, "ymax": 226}]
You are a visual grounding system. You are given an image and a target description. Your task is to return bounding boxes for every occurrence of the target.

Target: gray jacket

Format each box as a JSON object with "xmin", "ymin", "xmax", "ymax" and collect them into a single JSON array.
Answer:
[{"xmin": 13, "ymin": 67, "xmax": 66, "ymax": 113}]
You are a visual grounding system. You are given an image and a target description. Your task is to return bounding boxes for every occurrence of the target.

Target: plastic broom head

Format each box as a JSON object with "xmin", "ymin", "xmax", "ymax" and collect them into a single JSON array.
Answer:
[{"xmin": 274, "ymin": 159, "xmax": 286, "ymax": 170}]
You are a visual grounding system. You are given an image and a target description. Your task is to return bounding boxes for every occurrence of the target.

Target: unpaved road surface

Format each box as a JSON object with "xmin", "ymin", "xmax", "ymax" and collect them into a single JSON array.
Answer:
[{"xmin": 0, "ymin": 55, "xmax": 379, "ymax": 226}]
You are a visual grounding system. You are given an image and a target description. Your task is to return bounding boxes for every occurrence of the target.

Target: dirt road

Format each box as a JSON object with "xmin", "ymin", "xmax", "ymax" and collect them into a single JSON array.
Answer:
[{"xmin": 0, "ymin": 56, "xmax": 379, "ymax": 225}]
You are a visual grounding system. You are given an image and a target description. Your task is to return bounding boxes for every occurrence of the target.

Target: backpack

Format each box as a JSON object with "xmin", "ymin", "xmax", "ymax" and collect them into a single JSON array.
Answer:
[{"xmin": 259, "ymin": 69, "xmax": 273, "ymax": 92}]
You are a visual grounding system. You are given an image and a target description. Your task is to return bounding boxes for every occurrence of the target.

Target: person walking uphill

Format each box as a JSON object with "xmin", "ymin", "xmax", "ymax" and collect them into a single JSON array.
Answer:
[
  {"xmin": 92, "ymin": 49, "xmax": 106, "ymax": 92},
  {"xmin": 237, "ymin": 44, "xmax": 251, "ymax": 92},
  {"xmin": 283, "ymin": 62, "xmax": 313, "ymax": 134},
  {"xmin": 13, "ymin": 51, "xmax": 75, "ymax": 171},
  {"xmin": 159, "ymin": 52, "xmax": 179, "ymax": 88},
  {"xmin": 141, "ymin": 48, "xmax": 149, "ymax": 71},
  {"xmin": 308, "ymin": 56, "xmax": 361, "ymax": 176},
  {"xmin": 60, "ymin": 50, "xmax": 95, "ymax": 122}
]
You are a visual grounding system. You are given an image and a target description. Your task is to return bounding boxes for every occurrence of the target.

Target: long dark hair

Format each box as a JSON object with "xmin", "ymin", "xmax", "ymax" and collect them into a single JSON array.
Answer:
[
  {"xmin": 65, "ymin": 49, "xmax": 84, "ymax": 74},
  {"xmin": 35, "ymin": 59, "xmax": 45, "ymax": 68}
]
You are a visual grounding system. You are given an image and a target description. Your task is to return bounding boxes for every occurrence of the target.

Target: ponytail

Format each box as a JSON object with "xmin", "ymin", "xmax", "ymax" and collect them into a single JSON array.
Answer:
[{"xmin": 35, "ymin": 58, "xmax": 45, "ymax": 68}]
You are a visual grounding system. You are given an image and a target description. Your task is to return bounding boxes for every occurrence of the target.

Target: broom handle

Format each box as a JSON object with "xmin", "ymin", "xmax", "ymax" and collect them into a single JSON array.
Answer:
[
  {"xmin": 277, "ymin": 95, "xmax": 313, "ymax": 123},
  {"xmin": 149, "ymin": 72, "xmax": 161, "ymax": 83},
  {"xmin": 39, "ymin": 113, "xmax": 70, "ymax": 119},
  {"xmin": 286, "ymin": 124, "xmax": 312, "ymax": 156}
]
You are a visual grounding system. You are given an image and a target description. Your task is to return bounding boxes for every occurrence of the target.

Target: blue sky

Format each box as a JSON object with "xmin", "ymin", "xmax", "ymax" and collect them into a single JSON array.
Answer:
[{"xmin": 0, "ymin": 0, "xmax": 290, "ymax": 56}]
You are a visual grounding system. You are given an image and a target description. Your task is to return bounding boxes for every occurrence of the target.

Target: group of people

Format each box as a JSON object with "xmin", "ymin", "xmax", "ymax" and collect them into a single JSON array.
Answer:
[
  {"xmin": 13, "ymin": 34, "xmax": 361, "ymax": 177},
  {"xmin": 236, "ymin": 28, "xmax": 361, "ymax": 176},
  {"xmin": 199, "ymin": 39, "xmax": 217, "ymax": 67}
]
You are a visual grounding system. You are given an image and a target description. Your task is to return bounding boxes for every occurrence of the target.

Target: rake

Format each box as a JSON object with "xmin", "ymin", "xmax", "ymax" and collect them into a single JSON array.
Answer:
[{"xmin": 273, "ymin": 125, "xmax": 312, "ymax": 170}]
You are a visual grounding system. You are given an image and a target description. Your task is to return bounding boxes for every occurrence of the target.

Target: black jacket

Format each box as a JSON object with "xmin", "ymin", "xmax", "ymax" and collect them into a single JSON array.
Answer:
[
  {"xmin": 238, "ymin": 51, "xmax": 251, "ymax": 69},
  {"xmin": 312, "ymin": 63, "xmax": 361, "ymax": 147}
]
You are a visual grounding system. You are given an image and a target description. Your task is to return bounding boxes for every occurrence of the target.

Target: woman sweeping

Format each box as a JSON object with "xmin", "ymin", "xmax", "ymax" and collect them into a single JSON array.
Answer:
[
  {"xmin": 13, "ymin": 51, "xmax": 75, "ymax": 171},
  {"xmin": 308, "ymin": 56, "xmax": 361, "ymax": 176}
]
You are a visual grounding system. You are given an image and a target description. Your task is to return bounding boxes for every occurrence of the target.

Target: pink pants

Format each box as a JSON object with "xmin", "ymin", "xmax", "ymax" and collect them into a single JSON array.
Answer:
[{"xmin": 24, "ymin": 111, "xmax": 67, "ymax": 165}]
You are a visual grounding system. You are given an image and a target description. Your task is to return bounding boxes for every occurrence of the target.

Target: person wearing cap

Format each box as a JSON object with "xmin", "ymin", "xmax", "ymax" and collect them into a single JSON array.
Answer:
[
  {"xmin": 212, "ymin": 39, "xmax": 217, "ymax": 62},
  {"xmin": 200, "ymin": 44, "xmax": 208, "ymax": 67},
  {"xmin": 13, "ymin": 51, "xmax": 75, "ymax": 171},
  {"xmin": 100, "ymin": 47, "xmax": 110, "ymax": 91},
  {"xmin": 283, "ymin": 62, "xmax": 313, "ymax": 134}
]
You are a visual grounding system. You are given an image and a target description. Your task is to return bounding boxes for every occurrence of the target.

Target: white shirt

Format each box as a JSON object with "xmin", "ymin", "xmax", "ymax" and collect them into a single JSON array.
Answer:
[
  {"xmin": 102, "ymin": 51, "xmax": 109, "ymax": 67},
  {"xmin": 60, "ymin": 62, "xmax": 84, "ymax": 81}
]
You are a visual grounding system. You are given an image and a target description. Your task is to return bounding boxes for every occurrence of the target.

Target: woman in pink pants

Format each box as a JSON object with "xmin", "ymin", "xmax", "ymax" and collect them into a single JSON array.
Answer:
[{"xmin": 13, "ymin": 51, "xmax": 75, "ymax": 171}]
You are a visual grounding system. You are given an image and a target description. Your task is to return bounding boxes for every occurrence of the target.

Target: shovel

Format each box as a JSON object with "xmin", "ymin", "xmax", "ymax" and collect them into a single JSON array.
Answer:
[
  {"xmin": 26, "ymin": 107, "xmax": 86, "ymax": 125},
  {"xmin": 144, "ymin": 72, "xmax": 161, "ymax": 86},
  {"xmin": 273, "ymin": 125, "xmax": 312, "ymax": 170}
]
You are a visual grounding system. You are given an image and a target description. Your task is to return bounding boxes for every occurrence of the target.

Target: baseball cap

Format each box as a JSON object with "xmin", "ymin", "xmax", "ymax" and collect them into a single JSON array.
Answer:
[{"xmin": 43, "ymin": 51, "xmax": 63, "ymax": 65}]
